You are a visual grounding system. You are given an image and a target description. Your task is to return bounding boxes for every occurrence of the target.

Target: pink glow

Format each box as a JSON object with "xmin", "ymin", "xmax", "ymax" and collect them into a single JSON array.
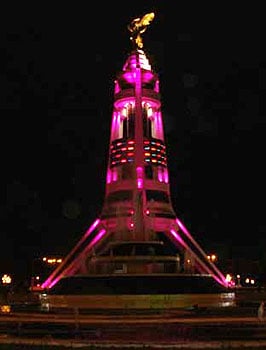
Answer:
[
  {"xmin": 111, "ymin": 112, "xmax": 117, "ymax": 140},
  {"xmin": 85, "ymin": 219, "xmax": 100, "ymax": 236},
  {"xmin": 42, "ymin": 219, "xmax": 101, "ymax": 289},
  {"xmin": 122, "ymin": 51, "xmax": 152, "ymax": 78},
  {"xmin": 114, "ymin": 80, "xmax": 120, "ymax": 94},
  {"xmin": 49, "ymin": 229, "xmax": 106, "ymax": 289},
  {"xmin": 47, "ymin": 228, "xmax": 107, "ymax": 289},
  {"xmin": 106, "ymin": 169, "xmax": 111, "ymax": 184},
  {"xmin": 169, "ymin": 229, "xmax": 185, "ymax": 244},
  {"xmin": 155, "ymin": 80, "xmax": 159, "ymax": 93},
  {"xmin": 164, "ymin": 169, "xmax": 169, "ymax": 184},
  {"xmin": 112, "ymin": 169, "xmax": 118, "ymax": 182},
  {"xmin": 112, "ymin": 112, "xmax": 124, "ymax": 140},
  {"xmin": 158, "ymin": 168, "xmax": 169, "ymax": 184},
  {"xmin": 136, "ymin": 166, "xmax": 143, "ymax": 189},
  {"xmin": 153, "ymin": 111, "xmax": 164, "ymax": 140},
  {"xmin": 158, "ymin": 112, "xmax": 164, "ymax": 137},
  {"xmin": 158, "ymin": 167, "xmax": 163, "ymax": 182},
  {"xmin": 88, "ymin": 229, "xmax": 106, "ymax": 247},
  {"xmin": 175, "ymin": 217, "xmax": 228, "ymax": 287},
  {"xmin": 176, "ymin": 218, "xmax": 226, "ymax": 281},
  {"xmin": 123, "ymin": 72, "xmax": 136, "ymax": 84},
  {"xmin": 169, "ymin": 229, "xmax": 225, "ymax": 286}
]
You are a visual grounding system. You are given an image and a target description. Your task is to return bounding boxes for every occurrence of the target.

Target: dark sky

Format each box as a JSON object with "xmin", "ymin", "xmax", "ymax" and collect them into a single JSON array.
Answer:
[{"xmin": 1, "ymin": 2, "xmax": 266, "ymax": 279}]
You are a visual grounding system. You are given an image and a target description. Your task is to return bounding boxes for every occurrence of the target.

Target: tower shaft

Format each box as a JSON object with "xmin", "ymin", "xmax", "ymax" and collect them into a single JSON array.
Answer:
[{"xmin": 133, "ymin": 58, "xmax": 145, "ymax": 240}]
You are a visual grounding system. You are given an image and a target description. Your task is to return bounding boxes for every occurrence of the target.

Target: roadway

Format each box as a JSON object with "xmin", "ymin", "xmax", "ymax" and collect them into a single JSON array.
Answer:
[
  {"xmin": 0, "ymin": 288, "xmax": 266, "ymax": 348},
  {"xmin": 0, "ymin": 309, "xmax": 266, "ymax": 349}
]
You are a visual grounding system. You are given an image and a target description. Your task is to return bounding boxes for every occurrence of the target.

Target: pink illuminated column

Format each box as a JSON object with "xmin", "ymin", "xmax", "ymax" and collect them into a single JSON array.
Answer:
[{"xmin": 133, "ymin": 53, "xmax": 145, "ymax": 240}]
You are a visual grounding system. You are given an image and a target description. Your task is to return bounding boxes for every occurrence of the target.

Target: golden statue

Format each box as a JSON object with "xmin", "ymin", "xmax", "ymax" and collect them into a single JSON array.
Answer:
[{"xmin": 128, "ymin": 12, "xmax": 155, "ymax": 49}]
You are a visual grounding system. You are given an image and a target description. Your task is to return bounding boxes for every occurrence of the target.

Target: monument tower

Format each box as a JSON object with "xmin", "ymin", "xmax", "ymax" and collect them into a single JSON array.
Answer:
[{"xmin": 42, "ymin": 13, "xmax": 227, "ymax": 290}]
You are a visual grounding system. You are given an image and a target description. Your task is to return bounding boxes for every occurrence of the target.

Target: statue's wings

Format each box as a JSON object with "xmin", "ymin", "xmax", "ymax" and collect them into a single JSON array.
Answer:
[
  {"xmin": 128, "ymin": 12, "xmax": 155, "ymax": 49},
  {"xmin": 139, "ymin": 12, "xmax": 155, "ymax": 30}
]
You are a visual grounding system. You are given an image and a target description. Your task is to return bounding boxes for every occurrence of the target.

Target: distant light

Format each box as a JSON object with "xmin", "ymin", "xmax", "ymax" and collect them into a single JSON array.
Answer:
[
  {"xmin": 42, "ymin": 257, "xmax": 63, "ymax": 265},
  {"xmin": 207, "ymin": 254, "xmax": 217, "ymax": 262},
  {"xmin": 1, "ymin": 274, "xmax": 12, "ymax": 284},
  {"xmin": 225, "ymin": 274, "xmax": 232, "ymax": 283},
  {"xmin": 1, "ymin": 305, "xmax": 11, "ymax": 313}
]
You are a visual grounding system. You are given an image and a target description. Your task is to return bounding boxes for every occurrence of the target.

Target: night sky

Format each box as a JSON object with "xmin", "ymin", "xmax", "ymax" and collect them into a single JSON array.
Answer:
[{"xmin": 1, "ymin": 2, "xmax": 266, "ymax": 280}]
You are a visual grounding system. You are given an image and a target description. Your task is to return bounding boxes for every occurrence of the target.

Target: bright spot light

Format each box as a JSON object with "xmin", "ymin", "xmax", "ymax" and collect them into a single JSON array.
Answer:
[{"xmin": 1, "ymin": 274, "xmax": 12, "ymax": 284}]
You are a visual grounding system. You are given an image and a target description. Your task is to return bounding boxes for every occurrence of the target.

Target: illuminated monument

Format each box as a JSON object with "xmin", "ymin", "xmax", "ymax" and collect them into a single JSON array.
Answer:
[{"xmin": 42, "ymin": 13, "xmax": 228, "ymax": 290}]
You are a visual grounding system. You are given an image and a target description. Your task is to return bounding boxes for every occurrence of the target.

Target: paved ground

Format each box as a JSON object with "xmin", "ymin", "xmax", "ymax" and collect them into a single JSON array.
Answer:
[{"xmin": 0, "ymin": 311, "xmax": 266, "ymax": 349}]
